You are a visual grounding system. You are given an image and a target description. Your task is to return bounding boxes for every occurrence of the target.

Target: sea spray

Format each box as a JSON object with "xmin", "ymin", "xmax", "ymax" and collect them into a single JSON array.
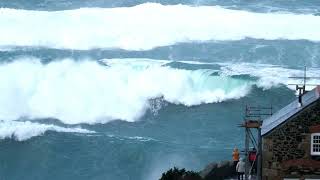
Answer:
[{"xmin": 0, "ymin": 58, "xmax": 251, "ymax": 124}]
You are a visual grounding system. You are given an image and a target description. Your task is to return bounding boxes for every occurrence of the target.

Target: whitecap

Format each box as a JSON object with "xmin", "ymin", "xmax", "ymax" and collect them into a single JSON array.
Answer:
[
  {"xmin": 0, "ymin": 120, "xmax": 94, "ymax": 141},
  {"xmin": 0, "ymin": 3, "xmax": 319, "ymax": 51}
]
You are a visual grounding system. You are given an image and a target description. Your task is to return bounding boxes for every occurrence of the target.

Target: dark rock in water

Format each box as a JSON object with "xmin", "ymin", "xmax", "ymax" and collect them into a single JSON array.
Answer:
[{"xmin": 200, "ymin": 160, "xmax": 235, "ymax": 180}]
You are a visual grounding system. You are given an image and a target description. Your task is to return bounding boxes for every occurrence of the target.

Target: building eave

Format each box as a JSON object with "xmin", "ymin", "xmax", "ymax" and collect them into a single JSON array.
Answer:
[{"xmin": 261, "ymin": 86, "xmax": 320, "ymax": 136}]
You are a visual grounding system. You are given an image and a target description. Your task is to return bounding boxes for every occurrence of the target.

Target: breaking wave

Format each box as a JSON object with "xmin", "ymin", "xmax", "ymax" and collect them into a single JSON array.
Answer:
[
  {"xmin": 0, "ymin": 3, "xmax": 320, "ymax": 50},
  {"xmin": 0, "ymin": 120, "xmax": 94, "ymax": 141},
  {"xmin": 1, "ymin": 58, "xmax": 319, "ymax": 124},
  {"xmin": 0, "ymin": 58, "xmax": 252, "ymax": 124},
  {"xmin": 219, "ymin": 63, "xmax": 320, "ymax": 91}
]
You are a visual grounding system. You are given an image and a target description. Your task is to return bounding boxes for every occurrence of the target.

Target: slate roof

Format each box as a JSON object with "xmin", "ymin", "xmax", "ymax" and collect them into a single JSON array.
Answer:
[{"xmin": 261, "ymin": 86, "xmax": 320, "ymax": 136}]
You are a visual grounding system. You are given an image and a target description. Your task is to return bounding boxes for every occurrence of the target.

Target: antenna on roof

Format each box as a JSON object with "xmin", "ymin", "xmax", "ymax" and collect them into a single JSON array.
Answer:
[{"xmin": 288, "ymin": 66, "xmax": 320, "ymax": 105}]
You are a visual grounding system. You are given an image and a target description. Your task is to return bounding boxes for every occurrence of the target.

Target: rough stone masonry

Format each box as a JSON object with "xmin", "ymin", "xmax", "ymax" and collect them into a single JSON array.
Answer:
[{"xmin": 262, "ymin": 100, "xmax": 320, "ymax": 180}]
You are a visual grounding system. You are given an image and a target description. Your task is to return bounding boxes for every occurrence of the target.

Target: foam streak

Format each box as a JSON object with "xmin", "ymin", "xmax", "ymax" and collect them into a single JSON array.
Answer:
[{"xmin": 0, "ymin": 120, "xmax": 94, "ymax": 141}]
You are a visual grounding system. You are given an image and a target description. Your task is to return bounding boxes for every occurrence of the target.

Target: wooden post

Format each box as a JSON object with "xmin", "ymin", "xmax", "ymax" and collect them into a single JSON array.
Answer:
[
  {"xmin": 257, "ymin": 127, "xmax": 262, "ymax": 180},
  {"xmin": 245, "ymin": 128, "xmax": 249, "ymax": 180}
]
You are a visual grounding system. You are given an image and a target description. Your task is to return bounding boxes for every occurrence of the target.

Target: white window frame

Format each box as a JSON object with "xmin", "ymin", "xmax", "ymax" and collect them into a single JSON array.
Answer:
[{"xmin": 311, "ymin": 133, "xmax": 320, "ymax": 156}]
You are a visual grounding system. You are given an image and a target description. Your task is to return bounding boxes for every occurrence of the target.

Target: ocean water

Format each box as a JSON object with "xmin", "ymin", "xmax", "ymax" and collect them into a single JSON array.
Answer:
[{"xmin": 0, "ymin": 0, "xmax": 320, "ymax": 180}]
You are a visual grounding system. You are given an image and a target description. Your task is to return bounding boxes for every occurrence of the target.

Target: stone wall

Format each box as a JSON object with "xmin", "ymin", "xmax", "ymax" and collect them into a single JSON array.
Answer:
[{"xmin": 262, "ymin": 100, "xmax": 320, "ymax": 180}]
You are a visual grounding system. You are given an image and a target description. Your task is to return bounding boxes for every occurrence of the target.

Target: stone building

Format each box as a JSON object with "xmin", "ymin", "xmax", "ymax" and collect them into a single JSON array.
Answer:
[{"xmin": 261, "ymin": 86, "xmax": 320, "ymax": 180}]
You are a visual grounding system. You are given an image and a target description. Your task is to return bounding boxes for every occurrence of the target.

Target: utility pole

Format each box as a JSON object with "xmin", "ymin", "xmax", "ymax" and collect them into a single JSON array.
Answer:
[
  {"xmin": 257, "ymin": 126, "xmax": 262, "ymax": 180},
  {"xmin": 245, "ymin": 127, "xmax": 249, "ymax": 180},
  {"xmin": 239, "ymin": 105, "xmax": 272, "ymax": 180}
]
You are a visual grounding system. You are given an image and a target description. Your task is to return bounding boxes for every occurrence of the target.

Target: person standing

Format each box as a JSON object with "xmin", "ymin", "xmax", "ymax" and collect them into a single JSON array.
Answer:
[
  {"xmin": 249, "ymin": 148, "xmax": 257, "ymax": 174},
  {"xmin": 236, "ymin": 158, "xmax": 245, "ymax": 180},
  {"xmin": 232, "ymin": 148, "xmax": 240, "ymax": 170}
]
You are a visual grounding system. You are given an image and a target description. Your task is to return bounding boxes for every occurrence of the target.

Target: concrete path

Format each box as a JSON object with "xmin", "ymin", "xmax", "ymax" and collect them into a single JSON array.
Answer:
[{"xmin": 226, "ymin": 175, "xmax": 257, "ymax": 180}]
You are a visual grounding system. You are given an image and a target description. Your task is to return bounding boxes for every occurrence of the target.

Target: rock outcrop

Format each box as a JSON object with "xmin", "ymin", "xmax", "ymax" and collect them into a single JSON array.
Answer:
[{"xmin": 199, "ymin": 160, "xmax": 236, "ymax": 180}]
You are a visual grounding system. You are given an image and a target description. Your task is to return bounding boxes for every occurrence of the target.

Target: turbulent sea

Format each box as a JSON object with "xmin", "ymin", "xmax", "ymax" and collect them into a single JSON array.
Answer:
[{"xmin": 0, "ymin": 0, "xmax": 320, "ymax": 179}]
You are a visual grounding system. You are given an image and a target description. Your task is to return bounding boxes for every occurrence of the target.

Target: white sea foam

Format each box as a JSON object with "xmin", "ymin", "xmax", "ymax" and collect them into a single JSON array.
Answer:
[
  {"xmin": 106, "ymin": 134, "xmax": 155, "ymax": 142},
  {"xmin": 220, "ymin": 63, "xmax": 320, "ymax": 90},
  {"xmin": 176, "ymin": 61, "xmax": 216, "ymax": 65},
  {"xmin": 0, "ymin": 58, "xmax": 251, "ymax": 124},
  {"xmin": 1, "ymin": 58, "xmax": 319, "ymax": 124},
  {"xmin": 0, "ymin": 3, "xmax": 319, "ymax": 50},
  {"xmin": 0, "ymin": 120, "xmax": 94, "ymax": 141}
]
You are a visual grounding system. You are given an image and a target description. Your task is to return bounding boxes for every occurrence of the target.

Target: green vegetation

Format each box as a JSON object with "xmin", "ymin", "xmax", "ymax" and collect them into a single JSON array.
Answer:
[{"xmin": 159, "ymin": 167, "xmax": 203, "ymax": 180}]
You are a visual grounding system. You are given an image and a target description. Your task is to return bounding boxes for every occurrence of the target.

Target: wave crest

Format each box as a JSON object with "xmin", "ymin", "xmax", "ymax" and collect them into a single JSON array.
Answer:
[
  {"xmin": 0, "ymin": 58, "xmax": 252, "ymax": 124},
  {"xmin": 0, "ymin": 120, "xmax": 94, "ymax": 141},
  {"xmin": 0, "ymin": 3, "xmax": 319, "ymax": 50}
]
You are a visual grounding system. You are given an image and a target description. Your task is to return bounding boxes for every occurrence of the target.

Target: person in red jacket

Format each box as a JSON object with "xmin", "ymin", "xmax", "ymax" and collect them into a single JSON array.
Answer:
[{"xmin": 249, "ymin": 148, "xmax": 257, "ymax": 174}]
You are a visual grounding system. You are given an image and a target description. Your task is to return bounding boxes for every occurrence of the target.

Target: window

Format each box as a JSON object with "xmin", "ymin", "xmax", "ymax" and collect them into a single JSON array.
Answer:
[{"xmin": 311, "ymin": 133, "xmax": 320, "ymax": 155}]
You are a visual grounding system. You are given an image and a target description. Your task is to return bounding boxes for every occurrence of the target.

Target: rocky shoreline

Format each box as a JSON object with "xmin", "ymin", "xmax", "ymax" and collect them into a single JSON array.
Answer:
[
  {"xmin": 200, "ymin": 160, "xmax": 236, "ymax": 180},
  {"xmin": 160, "ymin": 160, "xmax": 236, "ymax": 180}
]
